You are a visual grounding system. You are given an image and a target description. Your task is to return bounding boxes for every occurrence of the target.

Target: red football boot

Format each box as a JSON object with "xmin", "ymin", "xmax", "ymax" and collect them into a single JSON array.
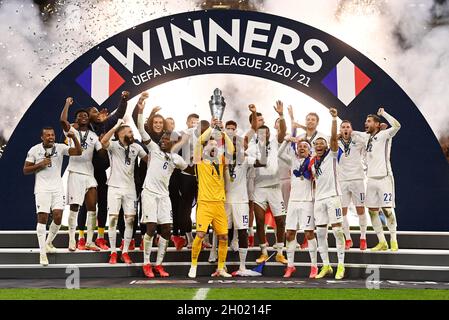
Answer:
[
  {"xmin": 129, "ymin": 239, "xmax": 136, "ymax": 251},
  {"xmin": 95, "ymin": 238, "xmax": 109, "ymax": 250},
  {"xmin": 142, "ymin": 264, "xmax": 155, "ymax": 278},
  {"xmin": 154, "ymin": 264, "xmax": 170, "ymax": 277},
  {"xmin": 109, "ymin": 252, "xmax": 118, "ymax": 264},
  {"xmin": 120, "ymin": 252, "xmax": 133, "ymax": 265},
  {"xmin": 345, "ymin": 239, "xmax": 353, "ymax": 250},
  {"xmin": 309, "ymin": 266, "xmax": 318, "ymax": 279},
  {"xmin": 360, "ymin": 238, "xmax": 367, "ymax": 251},
  {"xmin": 77, "ymin": 238, "xmax": 86, "ymax": 250},
  {"xmin": 283, "ymin": 266, "xmax": 296, "ymax": 278},
  {"xmin": 172, "ymin": 236, "xmax": 186, "ymax": 251}
]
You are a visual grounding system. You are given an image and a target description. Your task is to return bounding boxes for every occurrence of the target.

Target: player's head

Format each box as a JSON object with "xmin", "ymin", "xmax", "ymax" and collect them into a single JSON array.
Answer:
[
  {"xmin": 314, "ymin": 137, "xmax": 328, "ymax": 157},
  {"xmin": 200, "ymin": 120, "xmax": 210, "ymax": 134},
  {"xmin": 115, "ymin": 125, "xmax": 134, "ymax": 145},
  {"xmin": 86, "ymin": 106, "xmax": 101, "ymax": 124},
  {"xmin": 186, "ymin": 113, "xmax": 199, "ymax": 129},
  {"xmin": 306, "ymin": 112, "xmax": 319, "ymax": 131},
  {"xmin": 365, "ymin": 114, "xmax": 381, "ymax": 134},
  {"xmin": 296, "ymin": 139, "xmax": 311, "ymax": 158},
  {"xmin": 257, "ymin": 125, "xmax": 270, "ymax": 144},
  {"xmin": 225, "ymin": 120, "xmax": 237, "ymax": 138},
  {"xmin": 74, "ymin": 109, "xmax": 89, "ymax": 127},
  {"xmin": 340, "ymin": 120, "xmax": 353, "ymax": 138},
  {"xmin": 165, "ymin": 117, "xmax": 175, "ymax": 132},
  {"xmin": 249, "ymin": 112, "xmax": 264, "ymax": 129},
  {"xmin": 203, "ymin": 138, "xmax": 219, "ymax": 159},
  {"xmin": 159, "ymin": 131, "xmax": 173, "ymax": 152},
  {"xmin": 41, "ymin": 127, "xmax": 55, "ymax": 147},
  {"xmin": 148, "ymin": 114, "xmax": 165, "ymax": 134}
]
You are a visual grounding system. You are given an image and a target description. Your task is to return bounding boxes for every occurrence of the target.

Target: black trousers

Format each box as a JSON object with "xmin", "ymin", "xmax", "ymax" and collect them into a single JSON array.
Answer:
[
  {"xmin": 170, "ymin": 170, "xmax": 182, "ymax": 236},
  {"xmin": 177, "ymin": 173, "xmax": 197, "ymax": 236}
]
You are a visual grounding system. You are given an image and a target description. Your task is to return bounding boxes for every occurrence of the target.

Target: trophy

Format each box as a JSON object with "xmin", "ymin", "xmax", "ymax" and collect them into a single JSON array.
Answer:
[{"xmin": 209, "ymin": 88, "xmax": 226, "ymax": 130}]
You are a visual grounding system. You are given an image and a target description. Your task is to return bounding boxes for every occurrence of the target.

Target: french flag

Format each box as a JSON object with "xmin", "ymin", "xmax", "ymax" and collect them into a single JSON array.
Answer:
[
  {"xmin": 322, "ymin": 56, "xmax": 371, "ymax": 106},
  {"xmin": 76, "ymin": 56, "xmax": 125, "ymax": 106}
]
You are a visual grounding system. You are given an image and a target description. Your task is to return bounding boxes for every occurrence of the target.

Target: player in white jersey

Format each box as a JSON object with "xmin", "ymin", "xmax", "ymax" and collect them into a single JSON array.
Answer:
[
  {"xmin": 247, "ymin": 102, "xmax": 288, "ymax": 265},
  {"xmin": 310, "ymin": 108, "xmax": 346, "ymax": 280},
  {"xmin": 246, "ymin": 109, "xmax": 265, "ymax": 247},
  {"xmin": 60, "ymin": 97, "xmax": 103, "ymax": 252},
  {"xmin": 294, "ymin": 112, "xmax": 329, "ymax": 152},
  {"xmin": 338, "ymin": 121, "xmax": 368, "ymax": 251},
  {"xmin": 101, "ymin": 119, "xmax": 148, "ymax": 265},
  {"xmin": 278, "ymin": 137, "xmax": 318, "ymax": 278},
  {"xmin": 363, "ymin": 108, "xmax": 401, "ymax": 252},
  {"xmin": 136, "ymin": 102, "xmax": 188, "ymax": 278},
  {"xmin": 222, "ymin": 120, "xmax": 265, "ymax": 276},
  {"xmin": 24, "ymin": 127, "xmax": 82, "ymax": 266}
]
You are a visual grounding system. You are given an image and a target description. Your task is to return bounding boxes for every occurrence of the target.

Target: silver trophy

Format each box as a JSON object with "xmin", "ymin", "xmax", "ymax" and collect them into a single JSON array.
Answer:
[{"xmin": 209, "ymin": 88, "xmax": 226, "ymax": 130}]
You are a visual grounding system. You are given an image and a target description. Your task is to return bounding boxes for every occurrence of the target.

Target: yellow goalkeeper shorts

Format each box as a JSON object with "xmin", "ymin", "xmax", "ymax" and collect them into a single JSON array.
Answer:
[{"xmin": 196, "ymin": 201, "xmax": 228, "ymax": 236}]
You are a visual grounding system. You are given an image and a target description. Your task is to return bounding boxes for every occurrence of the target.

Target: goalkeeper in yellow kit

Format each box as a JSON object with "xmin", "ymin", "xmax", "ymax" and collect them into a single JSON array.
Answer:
[{"xmin": 187, "ymin": 118, "xmax": 234, "ymax": 278}]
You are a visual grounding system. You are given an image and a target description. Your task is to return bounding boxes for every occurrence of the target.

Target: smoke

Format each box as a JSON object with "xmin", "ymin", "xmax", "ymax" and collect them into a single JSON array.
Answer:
[
  {"xmin": 0, "ymin": 0, "xmax": 197, "ymax": 139},
  {"xmin": 1, "ymin": 0, "xmax": 449, "ymax": 140},
  {"xmin": 261, "ymin": 0, "xmax": 449, "ymax": 138}
]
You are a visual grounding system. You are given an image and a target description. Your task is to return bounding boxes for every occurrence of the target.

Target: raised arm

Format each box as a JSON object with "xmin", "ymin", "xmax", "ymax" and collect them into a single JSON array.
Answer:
[
  {"xmin": 378, "ymin": 108, "xmax": 401, "ymax": 137},
  {"xmin": 244, "ymin": 104, "xmax": 258, "ymax": 150},
  {"xmin": 274, "ymin": 100, "xmax": 287, "ymax": 144},
  {"xmin": 278, "ymin": 139, "xmax": 293, "ymax": 165},
  {"xmin": 103, "ymin": 91, "xmax": 129, "ymax": 131},
  {"xmin": 330, "ymin": 108, "xmax": 339, "ymax": 152},
  {"xmin": 60, "ymin": 97, "xmax": 73, "ymax": 133},
  {"xmin": 67, "ymin": 131, "xmax": 82, "ymax": 156},
  {"xmin": 193, "ymin": 126, "xmax": 212, "ymax": 163},
  {"xmin": 101, "ymin": 119, "xmax": 124, "ymax": 149}
]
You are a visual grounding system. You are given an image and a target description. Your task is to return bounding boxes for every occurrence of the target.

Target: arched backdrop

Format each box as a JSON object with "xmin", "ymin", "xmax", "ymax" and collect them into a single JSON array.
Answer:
[{"xmin": 1, "ymin": 10, "xmax": 448, "ymax": 230}]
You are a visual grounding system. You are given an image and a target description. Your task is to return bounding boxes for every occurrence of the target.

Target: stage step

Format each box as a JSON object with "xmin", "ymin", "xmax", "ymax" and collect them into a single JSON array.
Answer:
[
  {"xmin": 1, "ymin": 247, "xmax": 449, "ymax": 267},
  {"xmin": 1, "ymin": 231, "xmax": 448, "ymax": 250},
  {"xmin": 0, "ymin": 262, "xmax": 448, "ymax": 282}
]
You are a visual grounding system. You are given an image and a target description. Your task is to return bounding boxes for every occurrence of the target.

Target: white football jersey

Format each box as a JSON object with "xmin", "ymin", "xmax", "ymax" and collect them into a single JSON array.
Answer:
[
  {"xmin": 278, "ymin": 141, "xmax": 313, "ymax": 202},
  {"xmin": 65, "ymin": 127, "xmax": 102, "ymax": 176},
  {"xmin": 107, "ymin": 140, "xmax": 146, "ymax": 189},
  {"xmin": 25, "ymin": 143, "xmax": 70, "ymax": 194},
  {"xmin": 143, "ymin": 140, "xmax": 188, "ymax": 196},
  {"xmin": 297, "ymin": 131, "xmax": 328, "ymax": 154},
  {"xmin": 337, "ymin": 134, "xmax": 366, "ymax": 181},
  {"xmin": 225, "ymin": 157, "xmax": 257, "ymax": 204},
  {"xmin": 248, "ymin": 137, "xmax": 280, "ymax": 188},
  {"xmin": 311, "ymin": 149, "xmax": 342, "ymax": 201}
]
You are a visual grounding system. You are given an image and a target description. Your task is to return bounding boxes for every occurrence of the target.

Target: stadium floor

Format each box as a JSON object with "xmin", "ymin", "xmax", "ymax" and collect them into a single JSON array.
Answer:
[{"xmin": 1, "ymin": 277, "xmax": 449, "ymax": 290}]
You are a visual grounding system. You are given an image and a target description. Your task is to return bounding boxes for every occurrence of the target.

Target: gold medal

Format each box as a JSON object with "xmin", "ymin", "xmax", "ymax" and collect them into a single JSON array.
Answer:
[{"xmin": 300, "ymin": 176, "xmax": 304, "ymax": 181}]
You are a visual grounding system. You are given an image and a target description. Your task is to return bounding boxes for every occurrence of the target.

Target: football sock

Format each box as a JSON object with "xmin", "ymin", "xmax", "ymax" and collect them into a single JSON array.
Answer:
[
  {"xmin": 308, "ymin": 237, "xmax": 318, "ymax": 267},
  {"xmin": 286, "ymin": 240, "xmax": 296, "ymax": 267},
  {"xmin": 37, "ymin": 223, "xmax": 46, "ymax": 255},
  {"xmin": 191, "ymin": 236, "xmax": 203, "ymax": 267},
  {"xmin": 333, "ymin": 226, "xmax": 345, "ymax": 265},
  {"xmin": 68, "ymin": 210, "xmax": 78, "ymax": 243},
  {"xmin": 359, "ymin": 213, "xmax": 368, "ymax": 239},
  {"xmin": 86, "ymin": 211, "xmax": 96, "ymax": 244},
  {"xmin": 98, "ymin": 227, "xmax": 105, "ymax": 239},
  {"xmin": 123, "ymin": 216, "xmax": 134, "ymax": 253},
  {"xmin": 156, "ymin": 237, "xmax": 168, "ymax": 266},
  {"xmin": 369, "ymin": 210, "xmax": 386, "ymax": 243},
  {"xmin": 143, "ymin": 233, "xmax": 153, "ymax": 264},
  {"xmin": 316, "ymin": 227, "xmax": 330, "ymax": 265},
  {"xmin": 217, "ymin": 239, "xmax": 228, "ymax": 271},
  {"xmin": 260, "ymin": 243, "xmax": 268, "ymax": 256},
  {"xmin": 46, "ymin": 221, "xmax": 60, "ymax": 245},
  {"xmin": 343, "ymin": 215, "xmax": 351, "ymax": 240},
  {"xmin": 382, "ymin": 208, "xmax": 397, "ymax": 242},
  {"xmin": 239, "ymin": 248, "xmax": 248, "ymax": 270}
]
